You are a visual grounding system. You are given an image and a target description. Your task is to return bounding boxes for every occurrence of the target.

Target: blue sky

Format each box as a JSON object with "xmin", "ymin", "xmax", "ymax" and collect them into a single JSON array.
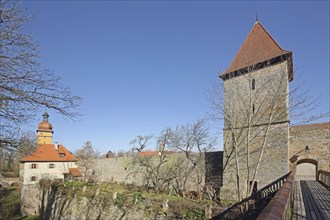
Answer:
[{"xmin": 22, "ymin": 1, "xmax": 329, "ymax": 154}]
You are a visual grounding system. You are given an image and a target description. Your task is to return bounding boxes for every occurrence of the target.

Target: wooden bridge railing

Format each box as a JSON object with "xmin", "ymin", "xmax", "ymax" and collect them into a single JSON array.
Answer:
[
  {"xmin": 214, "ymin": 171, "xmax": 292, "ymax": 219},
  {"xmin": 295, "ymin": 175, "xmax": 315, "ymax": 181},
  {"xmin": 318, "ymin": 170, "xmax": 330, "ymax": 188},
  {"xmin": 257, "ymin": 169, "xmax": 296, "ymax": 220}
]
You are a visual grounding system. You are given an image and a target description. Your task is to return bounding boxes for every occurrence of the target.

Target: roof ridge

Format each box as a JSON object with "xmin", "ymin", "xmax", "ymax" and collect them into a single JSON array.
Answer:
[
  {"xmin": 20, "ymin": 143, "xmax": 77, "ymax": 162},
  {"xmin": 222, "ymin": 20, "xmax": 290, "ymax": 77},
  {"xmin": 225, "ymin": 22, "xmax": 259, "ymax": 73},
  {"xmin": 256, "ymin": 21, "xmax": 283, "ymax": 51}
]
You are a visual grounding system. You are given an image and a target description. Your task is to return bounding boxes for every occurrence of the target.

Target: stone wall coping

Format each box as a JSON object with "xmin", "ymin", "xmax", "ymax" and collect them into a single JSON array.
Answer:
[{"xmin": 290, "ymin": 122, "xmax": 330, "ymax": 132}]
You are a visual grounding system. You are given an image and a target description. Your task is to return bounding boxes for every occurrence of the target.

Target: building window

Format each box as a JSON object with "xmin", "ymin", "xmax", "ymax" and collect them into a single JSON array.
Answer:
[
  {"xmin": 59, "ymin": 153, "xmax": 65, "ymax": 158},
  {"xmin": 252, "ymin": 79, "xmax": 255, "ymax": 90},
  {"xmin": 31, "ymin": 164, "xmax": 37, "ymax": 169},
  {"xmin": 31, "ymin": 176, "xmax": 37, "ymax": 181},
  {"xmin": 49, "ymin": 163, "xmax": 55, "ymax": 169},
  {"xmin": 252, "ymin": 104, "xmax": 255, "ymax": 114}
]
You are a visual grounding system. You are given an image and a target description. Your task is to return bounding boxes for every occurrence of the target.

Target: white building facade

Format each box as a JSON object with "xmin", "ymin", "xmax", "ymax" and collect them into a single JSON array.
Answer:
[{"xmin": 19, "ymin": 112, "xmax": 81, "ymax": 216}]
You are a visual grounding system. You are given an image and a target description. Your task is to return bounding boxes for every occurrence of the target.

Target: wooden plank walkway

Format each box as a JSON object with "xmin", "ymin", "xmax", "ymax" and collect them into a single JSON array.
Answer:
[
  {"xmin": 292, "ymin": 181, "xmax": 307, "ymax": 220},
  {"xmin": 293, "ymin": 180, "xmax": 330, "ymax": 220}
]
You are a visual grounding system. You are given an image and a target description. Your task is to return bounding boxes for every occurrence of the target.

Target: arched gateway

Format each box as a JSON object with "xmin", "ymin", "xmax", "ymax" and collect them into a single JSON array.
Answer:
[{"xmin": 295, "ymin": 157, "xmax": 318, "ymax": 181}]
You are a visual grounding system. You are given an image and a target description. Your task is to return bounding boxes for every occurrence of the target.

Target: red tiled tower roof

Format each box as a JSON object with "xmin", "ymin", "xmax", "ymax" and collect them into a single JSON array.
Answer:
[
  {"xmin": 20, "ymin": 144, "xmax": 77, "ymax": 162},
  {"xmin": 221, "ymin": 21, "xmax": 292, "ymax": 78}
]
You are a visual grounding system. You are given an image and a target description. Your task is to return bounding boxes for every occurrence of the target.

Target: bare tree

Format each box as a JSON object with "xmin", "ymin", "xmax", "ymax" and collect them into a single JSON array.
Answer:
[
  {"xmin": 0, "ymin": 1, "xmax": 81, "ymax": 149},
  {"xmin": 116, "ymin": 150, "xmax": 126, "ymax": 157},
  {"xmin": 128, "ymin": 120, "xmax": 216, "ymax": 197},
  {"xmin": 16, "ymin": 131, "xmax": 37, "ymax": 158},
  {"xmin": 75, "ymin": 141, "xmax": 99, "ymax": 181},
  {"xmin": 0, "ymin": 130, "xmax": 36, "ymax": 176},
  {"xmin": 130, "ymin": 135, "xmax": 152, "ymax": 153},
  {"xmin": 129, "ymin": 132, "xmax": 175, "ymax": 192},
  {"xmin": 168, "ymin": 120, "xmax": 216, "ymax": 196},
  {"xmin": 209, "ymin": 58, "xmax": 328, "ymax": 201}
]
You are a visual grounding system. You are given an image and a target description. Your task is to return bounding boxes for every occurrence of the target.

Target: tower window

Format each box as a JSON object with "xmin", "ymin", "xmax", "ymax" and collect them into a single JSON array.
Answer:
[
  {"xmin": 31, "ymin": 164, "xmax": 37, "ymax": 169},
  {"xmin": 31, "ymin": 176, "xmax": 37, "ymax": 181},
  {"xmin": 252, "ymin": 79, "xmax": 255, "ymax": 90}
]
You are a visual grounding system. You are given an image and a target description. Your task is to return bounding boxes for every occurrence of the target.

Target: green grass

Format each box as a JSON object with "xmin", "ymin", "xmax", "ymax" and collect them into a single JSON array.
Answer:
[{"xmin": 11, "ymin": 215, "xmax": 39, "ymax": 220}]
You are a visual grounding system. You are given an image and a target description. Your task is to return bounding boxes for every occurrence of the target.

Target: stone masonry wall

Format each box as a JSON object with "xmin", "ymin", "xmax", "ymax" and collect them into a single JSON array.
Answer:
[
  {"xmin": 95, "ymin": 157, "xmax": 139, "ymax": 184},
  {"xmin": 221, "ymin": 62, "xmax": 290, "ymax": 201},
  {"xmin": 94, "ymin": 154, "xmax": 205, "ymax": 191},
  {"xmin": 289, "ymin": 122, "xmax": 330, "ymax": 172},
  {"xmin": 20, "ymin": 184, "xmax": 40, "ymax": 216},
  {"xmin": 221, "ymin": 123, "xmax": 289, "ymax": 201},
  {"xmin": 94, "ymin": 152, "xmax": 223, "ymax": 192}
]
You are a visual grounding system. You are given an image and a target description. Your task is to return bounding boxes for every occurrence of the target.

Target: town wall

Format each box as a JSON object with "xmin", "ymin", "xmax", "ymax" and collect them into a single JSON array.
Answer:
[
  {"xmin": 94, "ymin": 152, "xmax": 223, "ymax": 192},
  {"xmin": 289, "ymin": 122, "xmax": 330, "ymax": 172},
  {"xmin": 95, "ymin": 157, "xmax": 141, "ymax": 184}
]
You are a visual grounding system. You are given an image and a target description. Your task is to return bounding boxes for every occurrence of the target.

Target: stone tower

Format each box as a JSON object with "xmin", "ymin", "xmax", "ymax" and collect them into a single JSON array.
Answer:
[
  {"xmin": 37, "ymin": 112, "xmax": 54, "ymax": 145},
  {"xmin": 219, "ymin": 21, "xmax": 293, "ymax": 201}
]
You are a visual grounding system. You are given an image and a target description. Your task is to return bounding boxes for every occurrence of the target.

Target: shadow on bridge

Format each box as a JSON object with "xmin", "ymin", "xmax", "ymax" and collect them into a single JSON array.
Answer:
[{"xmin": 213, "ymin": 170, "xmax": 330, "ymax": 220}]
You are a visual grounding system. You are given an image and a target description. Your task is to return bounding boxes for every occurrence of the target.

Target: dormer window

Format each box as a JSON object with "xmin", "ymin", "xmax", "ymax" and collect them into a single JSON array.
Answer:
[{"xmin": 59, "ymin": 153, "xmax": 65, "ymax": 158}]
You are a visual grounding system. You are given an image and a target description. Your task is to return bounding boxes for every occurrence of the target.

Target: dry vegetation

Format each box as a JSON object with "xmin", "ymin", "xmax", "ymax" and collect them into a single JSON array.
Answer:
[{"xmin": 38, "ymin": 180, "xmax": 225, "ymax": 219}]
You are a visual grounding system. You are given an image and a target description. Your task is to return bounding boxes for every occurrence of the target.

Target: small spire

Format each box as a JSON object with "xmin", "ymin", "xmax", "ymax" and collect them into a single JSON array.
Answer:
[
  {"xmin": 256, "ymin": 12, "xmax": 259, "ymax": 22},
  {"xmin": 42, "ymin": 111, "xmax": 49, "ymax": 122}
]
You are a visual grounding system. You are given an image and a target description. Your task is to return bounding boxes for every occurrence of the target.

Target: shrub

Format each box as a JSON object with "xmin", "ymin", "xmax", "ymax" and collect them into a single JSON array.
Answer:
[
  {"xmin": 134, "ymin": 192, "xmax": 144, "ymax": 204},
  {"xmin": 185, "ymin": 208, "xmax": 204, "ymax": 219},
  {"xmin": 0, "ymin": 187, "xmax": 20, "ymax": 219},
  {"xmin": 113, "ymin": 194, "xmax": 128, "ymax": 207}
]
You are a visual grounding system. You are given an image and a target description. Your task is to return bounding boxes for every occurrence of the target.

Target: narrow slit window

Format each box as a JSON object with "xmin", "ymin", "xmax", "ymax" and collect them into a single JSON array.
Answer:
[
  {"xmin": 252, "ymin": 104, "xmax": 255, "ymax": 114},
  {"xmin": 252, "ymin": 79, "xmax": 255, "ymax": 90}
]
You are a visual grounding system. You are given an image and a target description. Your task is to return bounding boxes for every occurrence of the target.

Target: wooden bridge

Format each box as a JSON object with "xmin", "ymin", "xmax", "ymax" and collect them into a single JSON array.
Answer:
[{"xmin": 214, "ymin": 170, "xmax": 330, "ymax": 220}]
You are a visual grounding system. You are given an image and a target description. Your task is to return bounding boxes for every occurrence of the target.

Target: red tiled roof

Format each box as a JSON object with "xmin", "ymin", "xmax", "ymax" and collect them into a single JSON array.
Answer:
[
  {"xmin": 139, "ymin": 150, "xmax": 175, "ymax": 157},
  {"xmin": 58, "ymin": 147, "xmax": 65, "ymax": 154},
  {"xmin": 69, "ymin": 168, "xmax": 82, "ymax": 177},
  {"xmin": 20, "ymin": 144, "xmax": 77, "ymax": 162},
  {"xmin": 139, "ymin": 151, "xmax": 159, "ymax": 156},
  {"xmin": 222, "ymin": 21, "xmax": 291, "ymax": 76}
]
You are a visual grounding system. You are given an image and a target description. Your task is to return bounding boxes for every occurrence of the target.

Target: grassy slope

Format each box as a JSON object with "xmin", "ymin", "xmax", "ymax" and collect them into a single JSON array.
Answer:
[{"xmin": 40, "ymin": 180, "xmax": 213, "ymax": 219}]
